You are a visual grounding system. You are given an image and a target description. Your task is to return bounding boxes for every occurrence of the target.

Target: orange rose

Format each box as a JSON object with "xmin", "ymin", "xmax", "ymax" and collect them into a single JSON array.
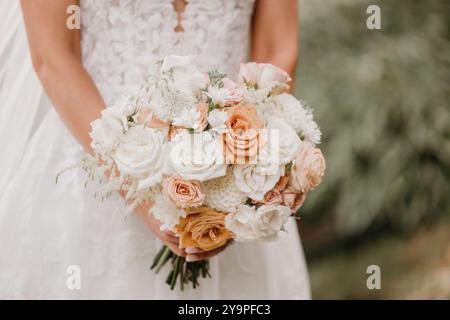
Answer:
[
  {"xmin": 281, "ymin": 188, "xmax": 306, "ymax": 213},
  {"xmin": 223, "ymin": 105, "xmax": 264, "ymax": 164},
  {"xmin": 176, "ymin": 206, "xmax": 231, "ymax": 251},
  {"xmin": 290, "ymin": 142, "xmax": 326, "ymax": 193},
  {"xmin": 162, "ymin": 175, "xmax": 205, "ymax": 208}
]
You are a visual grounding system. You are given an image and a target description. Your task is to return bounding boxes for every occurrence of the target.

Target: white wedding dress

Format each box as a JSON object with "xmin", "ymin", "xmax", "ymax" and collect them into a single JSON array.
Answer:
[{"xmin": 0, "ymin": 0, "xmax": 310, "ymax": 299}]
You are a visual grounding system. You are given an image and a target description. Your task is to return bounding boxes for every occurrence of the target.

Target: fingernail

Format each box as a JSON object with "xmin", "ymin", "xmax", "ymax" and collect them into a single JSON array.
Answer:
[
  {"xmin": 186, "ymin": 247, "xmax": 200, "ymax": 254},
  {"xmin": 186, "ymin": 256, "xmax": 194, "ymax": 262}
]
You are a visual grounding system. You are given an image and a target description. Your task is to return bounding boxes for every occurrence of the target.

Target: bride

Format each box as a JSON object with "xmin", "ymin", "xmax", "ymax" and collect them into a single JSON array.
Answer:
[{"xmin": 0, "ymin": 0, "xmax": 310, "ymax": 299}]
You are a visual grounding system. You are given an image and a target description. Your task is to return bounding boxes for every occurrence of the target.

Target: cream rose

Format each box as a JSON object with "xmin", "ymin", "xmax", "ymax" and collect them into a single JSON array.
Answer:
[
  {"xmin": 115, "ymin": 125, "xmax": 166, "ymax": 190},
  {"xmin": 290, "ymin": 142, "xmax": 326, "ymax": 193},
  {"xmin": 225, "ymin": 205, "xmax": 260, "ymax": 242},
  {"xmin": 162, "ymin": 175, "xmax": 205, "ymax": 208},
  {"xmin": 266, "ymin": 117, "xmax": 301, "ymax": 165},
  {"xmin": 233, "ymin": 164, "xmax": 283, "ymax": 201},
  {"xmin": 165, "ymin": 131, "xmax": 227, "ymax": 181},
  {"xmin": 225, "ymin": 204, "xmax": 291, "ymax": 241},
  {"xmin": 255, "ymin": 204, "xmax": 292, "ymax": 240}
]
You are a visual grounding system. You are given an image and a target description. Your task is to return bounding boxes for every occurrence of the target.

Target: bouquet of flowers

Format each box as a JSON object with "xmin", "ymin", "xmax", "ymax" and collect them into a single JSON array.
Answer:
[{"xmin": 83, "ymin": 55, "xmax": 325, "ymax": 290}]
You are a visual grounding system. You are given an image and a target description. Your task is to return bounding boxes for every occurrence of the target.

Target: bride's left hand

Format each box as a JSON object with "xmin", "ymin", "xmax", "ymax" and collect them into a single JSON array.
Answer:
[{"xmin": 185, "ymin": 241, "xmax": 233, "ymax": 262}]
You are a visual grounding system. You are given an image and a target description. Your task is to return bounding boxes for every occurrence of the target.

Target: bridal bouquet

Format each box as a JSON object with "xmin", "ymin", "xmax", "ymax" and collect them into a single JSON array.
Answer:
[{"xmin": 84, "ymin": 55, "xmax": 325, "ymax": 290}]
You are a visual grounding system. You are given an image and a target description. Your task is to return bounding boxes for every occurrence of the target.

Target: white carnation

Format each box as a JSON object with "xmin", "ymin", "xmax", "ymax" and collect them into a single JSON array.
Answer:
[
  {"xmin": 266, "ymin": 93, "xmax": 321, "ymax": 145},
  {"xmin": 90, "ymin": 106, "xmax": 129, "ymax": 155},
  {"xmin": 115, "ymin": 125, "xmax": 166, "ymax": 190},
  {"xmin": 164, "ymin": 131, "xmax": 227, "ymax": 181},
  {"xmin": 203, "ymin": 168, "xmax": 247, "ymax": 213},
  {"xmin": 207, "ymin": 86, "xmax": 231, "ymax": 106},
  {"xmin": 152, "ymin": 193, "xmax": 186, "ymax": 232},
  {"xmin": 172, "ymin": 107, "xmax": 201, "ymax": 130},
  {"xmin": 208, "ymin": 109, "xmax": 228, "ymax": 133}
]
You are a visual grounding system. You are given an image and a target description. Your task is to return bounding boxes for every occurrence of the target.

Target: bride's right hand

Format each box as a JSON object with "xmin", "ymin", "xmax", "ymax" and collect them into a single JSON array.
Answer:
[{"xmin": 134, "ymin": 202, "xmax": 187, "ymax": 258}]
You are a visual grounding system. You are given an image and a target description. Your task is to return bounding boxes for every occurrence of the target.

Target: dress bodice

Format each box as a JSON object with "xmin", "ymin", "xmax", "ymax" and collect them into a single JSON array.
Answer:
[{"xmin": 80, "ymin": 0, "xmax": 256, "ymax": 105}]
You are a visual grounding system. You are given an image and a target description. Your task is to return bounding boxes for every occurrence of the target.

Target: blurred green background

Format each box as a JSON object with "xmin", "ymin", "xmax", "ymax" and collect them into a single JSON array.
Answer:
[{"xmin": 294, "ymin": 0, "xmax": 450, "ymax": 299}]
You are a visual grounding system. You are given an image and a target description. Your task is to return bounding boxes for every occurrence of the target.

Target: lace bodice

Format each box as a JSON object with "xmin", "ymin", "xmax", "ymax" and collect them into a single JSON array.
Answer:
[{"xmin": 80, "ymin": 0, "xmax": 256, "ymax": 105}]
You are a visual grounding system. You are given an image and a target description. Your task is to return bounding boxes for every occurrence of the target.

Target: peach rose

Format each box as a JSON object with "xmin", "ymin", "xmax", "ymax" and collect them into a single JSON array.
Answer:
[
  {"xmin": 162, "ymin": 175, "xmax": 205, "ymax": 209},
  {"xmin": 222, "ymin": 78, "xmax": 245, "ymax": 106},
  {"xmin": 223, "ymin": 105, "xmax": 264, "ymax": 164},
  {"xmin": 290, "ymin": 142, "xmax": 326, "ymax": 193},
  {"xmin": 176, "ymin": 206, "xmax": 231, "ymax": 251},
  {"xmin": 252, "ymin": 174, "xmax": 290, "ymax": 205},
  {"xmin": 281, "ymin": 188, "xmax": 306, "ymax": 213},
  {"xmin": 253, "ymin": 188, "xmax": 283, "ymax": 205},
  {"xmin": 137, "ymin": 108, "xmax": 168, "ymax": 128},
  {"xmin": 197, "ymin": 102, "xmax": 209, "ymax": 132}
]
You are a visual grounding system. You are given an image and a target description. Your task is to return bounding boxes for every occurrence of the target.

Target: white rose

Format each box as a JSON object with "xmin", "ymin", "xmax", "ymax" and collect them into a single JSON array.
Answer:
[
  {"xmin": 115, "ymin": 125, "xmax": 166, "ymax": 190},
  {"xmin": 165, "ymin": 131, "xmax": 227, "ymax": 181},
  {"xmin": 90, "ymin": 106, "xmax": 129, "ymax": 155},
  {"xmin": 265, "ymin": 117, "xmax": 301, "ymax": 165},
  {"xmin": 233, "ymin": 164, "xmax": 283, "ymax": 201},
  {"xmin": 225, "ymin": 205, "xmax": 260, "ymax": 241},
  {"xmin": 255, "ymin": 204, "xmax": 292, "ymax": 240},
  {"xmin": 225, "ymin": 204, "xmax": 291, "ymax": 242},
  {"xmin": 239, "ymin": 63, "xmax": 291, "ymax": 95}
]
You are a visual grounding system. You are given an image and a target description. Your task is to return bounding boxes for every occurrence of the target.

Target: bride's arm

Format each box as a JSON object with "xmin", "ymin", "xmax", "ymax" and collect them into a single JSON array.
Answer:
[
  {"xmin": 21, "ymin": 0, "xmax": 103, "ymax": 153},
  {"xmin": 251, "ymin": 0, "xmax": 299, "ymax": 80},
  {"xmin": 21, "ymin": 0, "xmax": 188, "ymax": 257}
]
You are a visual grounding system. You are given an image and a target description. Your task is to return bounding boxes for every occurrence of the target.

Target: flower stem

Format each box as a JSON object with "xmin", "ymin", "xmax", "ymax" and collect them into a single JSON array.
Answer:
[
  {"xmin": 150, "ymin": 245, "xmax": 210, "ymax": 290},
  {"xmin": 152, "ymin": 245, "xmax": 172, "ymax": 274}
]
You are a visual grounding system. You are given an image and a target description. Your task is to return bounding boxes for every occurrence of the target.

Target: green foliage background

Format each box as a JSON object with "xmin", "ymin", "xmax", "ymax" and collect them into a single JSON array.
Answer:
[{"xmin": 295, "ymin": 0, "xmax": 450, "ymax": 245}]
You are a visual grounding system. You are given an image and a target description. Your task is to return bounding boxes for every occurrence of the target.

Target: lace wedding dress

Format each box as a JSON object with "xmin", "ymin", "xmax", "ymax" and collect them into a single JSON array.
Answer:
[{"xmin": 0, "ymin": 0, "xmax": 311, "ymax": 299}]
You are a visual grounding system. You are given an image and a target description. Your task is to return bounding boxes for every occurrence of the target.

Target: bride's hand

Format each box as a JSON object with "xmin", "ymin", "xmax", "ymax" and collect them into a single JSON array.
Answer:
[
  {"xmin": 185, "ymin": 241, "xmax": 233, "ymax": 262},
  {"xmin": 134, "ymin": 202, "xmax": 187, "ymax": 258}
]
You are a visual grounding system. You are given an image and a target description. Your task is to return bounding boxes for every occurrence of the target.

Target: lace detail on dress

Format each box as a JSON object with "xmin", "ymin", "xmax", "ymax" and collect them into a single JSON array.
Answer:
[{"xmin": 80, "ymin": 0, "xmax": 256, "ymax": 105}]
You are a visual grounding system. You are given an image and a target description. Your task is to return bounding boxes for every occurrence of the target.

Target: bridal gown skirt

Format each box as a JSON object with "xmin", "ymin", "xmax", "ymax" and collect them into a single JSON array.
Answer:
[{"xmin": 0, "ymin": 108, "xmax": 311, "ymax": 299}]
